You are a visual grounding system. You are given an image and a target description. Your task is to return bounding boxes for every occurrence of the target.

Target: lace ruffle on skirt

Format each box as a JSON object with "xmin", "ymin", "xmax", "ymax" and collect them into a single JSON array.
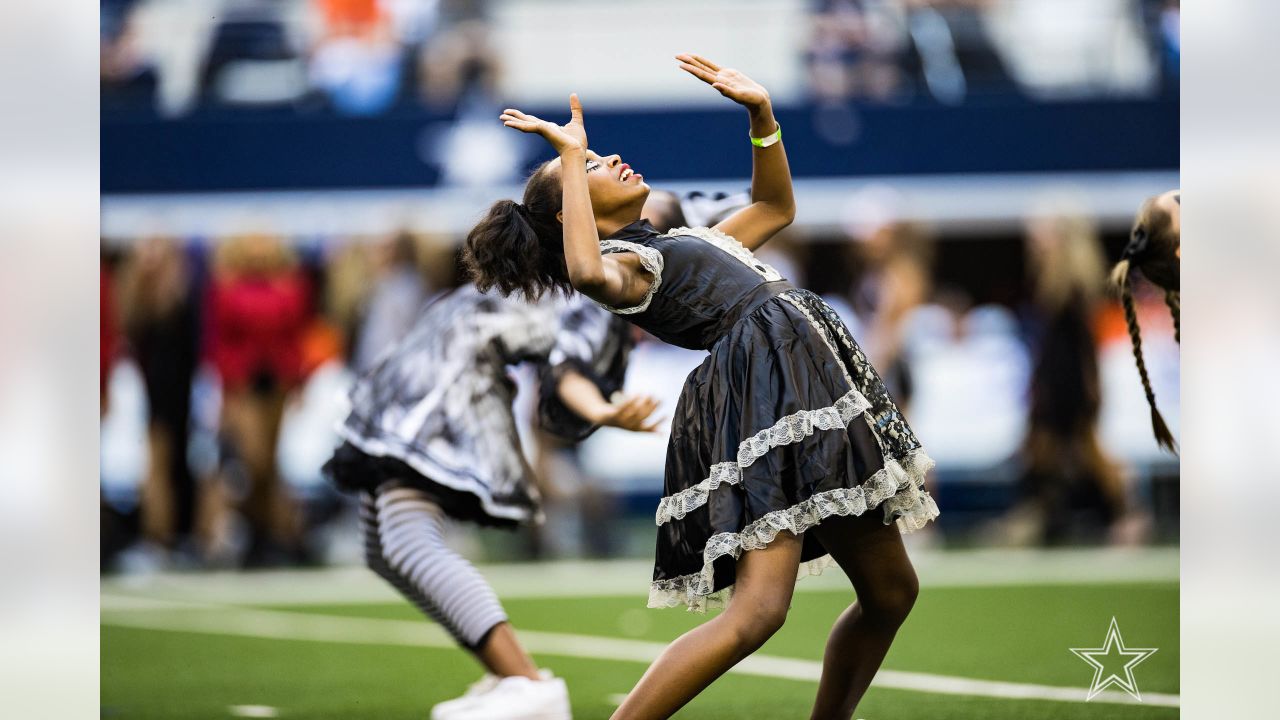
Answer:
[
  {"xmin": 647, "ymin": 449, "xmax": 936, "ymax": 612},
  {"xmin": 655, "ymin": 389, "xmax": 874, "ymax": 525}
]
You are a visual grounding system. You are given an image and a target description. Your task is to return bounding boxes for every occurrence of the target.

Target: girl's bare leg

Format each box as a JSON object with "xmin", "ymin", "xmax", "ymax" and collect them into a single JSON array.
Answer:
[
  {"xmin": 808, "ymin": 512, "xmax": 920, "ymax": 720},
  {"xmin": 611, "ymin": 532, "xmax": 803, "ymax": 720},
  {"xmin": 474, "ymin": 623, "xmax": 541, "ymax": 679}
]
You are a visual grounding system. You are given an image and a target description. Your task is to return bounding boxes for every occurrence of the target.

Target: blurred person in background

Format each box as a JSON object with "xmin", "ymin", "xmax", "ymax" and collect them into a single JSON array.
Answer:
[
  {"xmin": 1142, "ymin": 0, "xmax": 1180, "ymax": 94},
  {"xmin": 418, "ymin": 0, "xmax": 501, "ymax": 109},
  {"xmin": 100, "ymin": 252, "xmax": 119, "ymax": 416},
  {"xmin": 203, "ymin": 234, "xmax": 312, "ymax": 566},
  {"xmin": 325, "ymin": 283, "xmax": 657, "ymax": 720},
  {"xmin": 1003, "ymin": 208, "xmax": 1134, "ymax": 545},
  {"xmin": 352, "ymin": 231, "xmax": 431, "ymax": 373},
  {"xmin": 1110, "ymin": 189, "xmax": 1180, "ymax": 452},
  {"xmin": 805, "ymin": 0, "xmax": 906, "ymax": 102},
  {"xmin": 901, "ymin": 0, "xmax": 1016, "ymax": 104},
  {"xmin": 846, "ymin": 205, "xmax": 935, "ymax": 414},
  {"xmin": 308, "ymin": 0, "xmax": 404, "ymax": 115},
  {"xmin": 100, "ymin": 0, "xmax": 157, "ymax": 110},
  {"xmin": 641, "ymin": 189, "xmax": 688, "ymax": 233},
  {"xmin": 116, "ymin": 236, "xmax": 201, "ymax": 559}
]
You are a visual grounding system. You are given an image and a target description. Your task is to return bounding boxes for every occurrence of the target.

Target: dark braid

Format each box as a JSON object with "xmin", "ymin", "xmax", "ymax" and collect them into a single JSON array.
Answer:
[
  {"xmin": 1115, "ymin": 266, "xmax": 1177, "ymax": 453},
  {"xmin": 1109, "ymin": 193, "xmax": 1180, "ymax": 453}
]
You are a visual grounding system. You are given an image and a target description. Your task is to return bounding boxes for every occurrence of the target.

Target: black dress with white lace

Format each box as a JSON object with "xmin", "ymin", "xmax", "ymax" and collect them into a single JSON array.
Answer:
[
  {"xmin": 595, "ymin": 220, "xmax": 938, "ymax": 612},
  {"xmin": 325, "ymin": 285, "xmax": 631, "ymax": 528}
]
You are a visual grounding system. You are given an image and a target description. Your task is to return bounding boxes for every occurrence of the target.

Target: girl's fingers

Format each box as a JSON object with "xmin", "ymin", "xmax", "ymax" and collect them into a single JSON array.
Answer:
[
  {"xmin": 689, "ymin": 53, "xmax": 721, "ymax": 72},
  {"xmin": 643, "ymin": 416, "xmax": 669, "ymax": 433},
  {"xmin": 676, "ymin": 53, "xmax": 720, "ymax": 74},
  {"xmin": 569, "ymin": 93, "xmax": 584, "ymax": 122},
  {"xmin": 678, "ymin": 62, "xmax": 718, "ymax": 85}
]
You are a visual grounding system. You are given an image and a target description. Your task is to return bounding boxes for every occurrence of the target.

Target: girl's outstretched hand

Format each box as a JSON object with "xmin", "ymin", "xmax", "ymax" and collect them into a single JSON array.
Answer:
[
  {"xmin": 676, "ymin": 53, "xmax": 771, "ymax": 110},
  {"xmin": 500, "ymin": 94, "xmax": 588, "ymax": 155},
  {"xmin": 598, "ymin": 393, "xmax": 665, "ymax": 433}
]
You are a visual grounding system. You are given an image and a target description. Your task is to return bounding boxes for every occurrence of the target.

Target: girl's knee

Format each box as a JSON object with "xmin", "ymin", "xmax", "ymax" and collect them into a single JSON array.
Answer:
[
  {"xmin": 727, "ymin": 596, "xmax": 790, "ymax": 652},
  {"xmin": 863, "ymin": 567, "xmax": 918, "ymax": 625}
]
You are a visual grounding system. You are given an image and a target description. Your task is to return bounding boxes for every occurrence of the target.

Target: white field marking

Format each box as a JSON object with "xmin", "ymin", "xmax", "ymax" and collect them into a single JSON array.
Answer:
[
  {"xmin": 102, "ymin": 599, "xmax": 1179, "ymax": 708},
  {"xmin": 99, "ymin": 547, "xmax": 1178, "ymax": 607},
  {"xmin": 228, "ymin": 706, "xmax": 279, "ymax": 718}
]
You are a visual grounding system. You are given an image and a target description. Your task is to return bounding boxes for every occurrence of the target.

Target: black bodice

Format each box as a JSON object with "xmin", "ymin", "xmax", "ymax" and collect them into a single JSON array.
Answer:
[{"xmin": 598, "ymin": 220, "xmax": 794, "ymax": 350}]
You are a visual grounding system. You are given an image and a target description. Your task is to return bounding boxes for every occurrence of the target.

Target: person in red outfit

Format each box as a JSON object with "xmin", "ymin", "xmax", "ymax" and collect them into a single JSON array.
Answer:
[{"xmin": 204, "ymin": 234, "xmax": 312, "ymax": 565}]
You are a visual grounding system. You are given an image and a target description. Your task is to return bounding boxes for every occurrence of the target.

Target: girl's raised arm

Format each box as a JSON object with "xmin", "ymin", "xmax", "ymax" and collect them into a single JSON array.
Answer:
[{"xmin": 676, "ymin": 54, "xmax": 796, "ymax": 251}]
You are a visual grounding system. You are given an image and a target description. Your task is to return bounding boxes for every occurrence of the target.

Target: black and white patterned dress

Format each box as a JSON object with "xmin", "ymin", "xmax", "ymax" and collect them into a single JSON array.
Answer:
[
  {"xmin": 594, "ymin": 220, "xmax": 938, "ymax": 612},
  {"xmin": 325, "ymin": 285, "xmax": 631, "ymax": 528}
]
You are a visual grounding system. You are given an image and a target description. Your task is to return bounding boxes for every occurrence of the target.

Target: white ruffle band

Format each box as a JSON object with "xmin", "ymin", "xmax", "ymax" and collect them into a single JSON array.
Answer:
[
  {"xmin": 654, "ymin": 389, "xmax": 874, "ymax": 526},
  {"xmin": 647, "ymin": 449, "xmax": 937, "ymax": 613}
]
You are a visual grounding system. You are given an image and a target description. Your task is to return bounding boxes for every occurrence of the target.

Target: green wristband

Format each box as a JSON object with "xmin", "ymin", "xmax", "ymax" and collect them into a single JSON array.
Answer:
[{"xmin": 750, "ymin": 123, "xmax": 782, "ymax": 148}]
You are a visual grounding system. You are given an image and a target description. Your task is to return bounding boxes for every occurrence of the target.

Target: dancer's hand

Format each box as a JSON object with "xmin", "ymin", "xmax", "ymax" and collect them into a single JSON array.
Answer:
[
  {"xmin": 500, "ymin": 94, "xmax": 588, "ymax": 155},
  {"xmin": 599, "ymin": 393, "xmax": 664, "ymax": 433},
  {"xmin": 676, "ymin": 53, "xmax": 771, "ymax": 111}
]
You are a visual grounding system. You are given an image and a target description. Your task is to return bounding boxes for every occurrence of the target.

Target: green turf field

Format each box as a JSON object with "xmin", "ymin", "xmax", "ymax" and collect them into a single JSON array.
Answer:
[{"xmin": 101, "ymin": 555, "xmax": 1178, "ymax": 719}]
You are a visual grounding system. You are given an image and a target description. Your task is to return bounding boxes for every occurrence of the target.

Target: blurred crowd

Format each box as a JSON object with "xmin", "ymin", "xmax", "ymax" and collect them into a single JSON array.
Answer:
[
  {"xmin": 804, "ymin": 0, "xmax": 1180, "ymax": 104},
  {"xmin": 99, "ymin": 191, "xmax": 1179, "ymax": 573},
  {"xmin": 100, "ymin": 0, "xmax": 1179, "ymax": 117},
  {"xmin": 101, "ymin": 0, "xmax": 501, "ymax": 116}
]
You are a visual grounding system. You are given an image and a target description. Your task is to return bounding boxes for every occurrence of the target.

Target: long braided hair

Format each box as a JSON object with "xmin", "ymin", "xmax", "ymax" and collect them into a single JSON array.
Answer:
[{"xmin": 1109, "ymin": 193, "xmax": 1180, "ymax": 453}]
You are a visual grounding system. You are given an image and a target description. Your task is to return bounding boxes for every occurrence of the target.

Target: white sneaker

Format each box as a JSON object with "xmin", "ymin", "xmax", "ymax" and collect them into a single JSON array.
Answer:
[
  {"xmin": 429, "ymin": 675, "xmax": 500, "ymax": 720},
  {"xmin": 431, "ymin": 672, "xmax": 571, "ymax": 720}
]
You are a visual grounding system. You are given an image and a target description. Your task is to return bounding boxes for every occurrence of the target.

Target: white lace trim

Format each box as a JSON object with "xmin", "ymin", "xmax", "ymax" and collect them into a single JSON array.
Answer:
[
  {"xmin": 654, "ymin": 389, "xmax": 874, "ymax": 525},
  {"xmin": 597, "ymin": 239, "xmax": 664, "ymax": 314},
  {"xmin": 668, "ymin": 226, "xmax": 783, "ymax": 281},
  {"xmin": 647, "ymin": 449, "xmax": 937, "ymax": 613}
]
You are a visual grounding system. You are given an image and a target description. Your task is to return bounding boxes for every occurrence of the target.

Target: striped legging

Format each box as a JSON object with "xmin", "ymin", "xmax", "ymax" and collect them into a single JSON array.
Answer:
[{"xmin": 361, "ymin": 483, "xmax": 509, "ymax": 649}]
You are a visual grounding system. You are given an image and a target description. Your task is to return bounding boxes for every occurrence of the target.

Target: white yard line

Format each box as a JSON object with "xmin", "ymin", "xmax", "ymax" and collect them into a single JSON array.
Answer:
[
  {"xmin": 100, "ymin": 547, "xmax": 1178, "ymax": 607},
  {"xmin": 102, "ymin": 598, "xmax": 1179, "ymax": 708}
]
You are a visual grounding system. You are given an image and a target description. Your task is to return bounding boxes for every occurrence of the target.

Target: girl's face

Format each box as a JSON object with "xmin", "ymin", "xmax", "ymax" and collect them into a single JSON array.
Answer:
[{"xmin": 549, "ymin": 149, "xmax": 650, "ymax": 218}]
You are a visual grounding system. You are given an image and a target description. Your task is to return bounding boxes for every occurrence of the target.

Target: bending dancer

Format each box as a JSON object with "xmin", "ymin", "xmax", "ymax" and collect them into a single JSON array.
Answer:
[
  {"xmin": 465, "ymin": 54, "xmax": 938, "ymax": 719},
  {"xmin": 325, "ymin": 285, "xmax": 659, "ymax": 720},
  {"xmin": 1110, "ymin": 189, "xmax": 1180, "ymax": 452}
]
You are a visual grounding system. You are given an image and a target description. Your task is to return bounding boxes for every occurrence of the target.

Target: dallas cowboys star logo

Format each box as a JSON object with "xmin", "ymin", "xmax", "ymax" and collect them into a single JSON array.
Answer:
[{"xmin": 1070, "ymin": 617, "xmax": 1158, "ymax": 701}]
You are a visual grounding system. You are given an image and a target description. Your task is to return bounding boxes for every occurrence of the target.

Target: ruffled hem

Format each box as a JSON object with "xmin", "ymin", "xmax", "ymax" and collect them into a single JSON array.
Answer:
[
  {"xmin": 647, "ymin": 449, "xmax": 937, "ymax": 613},
  {"xmin": 654, "ymin": 388, "xmax": 874, "ymax": 525}
]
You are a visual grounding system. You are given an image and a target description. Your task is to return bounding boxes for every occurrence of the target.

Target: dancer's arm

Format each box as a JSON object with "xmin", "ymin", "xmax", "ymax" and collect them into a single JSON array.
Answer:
[
  {"xmin": 556, "ymin": 369, "xmax": 662, "ymax": 432},
  {"xmin": 500, "ymin": 97, "xmax": 650, "ymax": 308},
  {"xmin": 677, "ymin": 54, "xmax": 795, "ymax": 251}
]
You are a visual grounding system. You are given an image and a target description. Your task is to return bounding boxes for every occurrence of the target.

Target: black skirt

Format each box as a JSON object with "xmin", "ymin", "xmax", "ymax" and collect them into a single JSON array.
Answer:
[{"xmin": 649, "ymin": 289, "xmax": 937, "ymax": 611}]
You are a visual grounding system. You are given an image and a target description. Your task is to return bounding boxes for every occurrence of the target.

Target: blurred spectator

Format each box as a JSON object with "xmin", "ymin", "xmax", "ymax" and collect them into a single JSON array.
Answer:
[
  {"xmin": 117, "ymin": 237, "xmax": 201, "ymax": 554},
  {"xmin": 901, "ymin": 0, "xmax": 1016, "ymax": 104},
  {"xmin": 641, "ymin": 190, "xmax": 688, "ymax": 233},
  {"xmin": 204, "ymin": 235, "xmax": 312, "ymax": 565},
  {"xmin": 1004, "ymin": 208, "xmax": 1135, "ymax": 545},
  {"xmin": 352, "ymin": 232, "xmax": 430, "ymax": 372},
  {"xmin": 100, "ymin": 256, "xmax": 119, "ymax": 414},
  {"xmin": 805, "ymin": 0, "xmax": 907, "ymax": 102},
  {"xmin": 844, "ymin": 189, "xmax": 934, "ymax": 410},
  {"xmin": 307, "ymin": 0, "xmax": 404, "ymax": 115},
  {"xmin": 805, "ymin": 0, "xmax": 1015, "ymax": 104},
  {"xmin": 100, "ymin": 0, "xmax": 158, "ymax": 109},
  {"xmin": 417, "ymin": 0, "xmax": 500, "ymax": 109},
  {"xmin": 1143, "ymin": 0, "xmax": 1179, "ymax": 94}
]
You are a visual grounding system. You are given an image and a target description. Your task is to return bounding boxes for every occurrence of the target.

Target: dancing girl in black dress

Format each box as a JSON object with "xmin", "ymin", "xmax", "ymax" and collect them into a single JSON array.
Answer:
[{"xmin": 464, "ymin": 54, "xmax": 938, "ymax": 719}]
